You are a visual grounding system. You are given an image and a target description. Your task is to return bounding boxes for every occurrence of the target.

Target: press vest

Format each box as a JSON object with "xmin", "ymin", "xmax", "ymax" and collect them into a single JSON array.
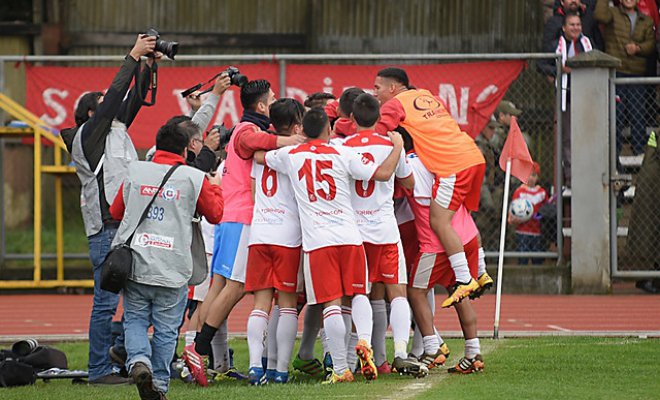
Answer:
[
  {"xmin": 112, "ymin": 161, "xmax": 205, "ymax": 288},
  {"xmin": 71, "ymin": 120, "xmax": 138, "ymax": 237},
  {"xmin": 221, "ymin": 121, "xmax": 256, "ymax": 224},
  {"xmin": 395, "ymin": 89, "xmax": 484, "ymax": 177}
]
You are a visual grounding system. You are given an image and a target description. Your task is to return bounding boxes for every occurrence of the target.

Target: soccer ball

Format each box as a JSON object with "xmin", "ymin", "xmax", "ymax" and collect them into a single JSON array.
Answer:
[{"xmin": 510, "ymin": 198, "xmax": 534, "ymax": 222}]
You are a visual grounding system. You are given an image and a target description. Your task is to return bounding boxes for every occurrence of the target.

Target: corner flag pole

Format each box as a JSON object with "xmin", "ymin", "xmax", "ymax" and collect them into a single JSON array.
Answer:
[{"xmin": 493, "ymin": 157, "xmax": 512, "ymax": 340}]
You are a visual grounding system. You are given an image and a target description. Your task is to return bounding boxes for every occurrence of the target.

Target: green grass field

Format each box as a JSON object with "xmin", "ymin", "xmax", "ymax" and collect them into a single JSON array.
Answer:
[{"xmin": 1, "ymin": 337, "xmax": 659, "ymax": 400}]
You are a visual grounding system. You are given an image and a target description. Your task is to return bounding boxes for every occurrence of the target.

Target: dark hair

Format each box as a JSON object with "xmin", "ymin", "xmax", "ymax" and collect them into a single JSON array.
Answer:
[
  {"xmin": 352, "ymin": 93, "xmax": 380, "ymax": 128},
  {"xmin": 338, "ymin": 87, "xmax": 365, "ymax": 117},
  {"xmin": 240, "ymin": 79, "xmax": 271, "ymax": 110},
  {"xmin": 304, "ymin": 92, "xmax": 336, "ymax": 109},
  {"xmin": 562, "ymin": 10, "xmax": 581, "ymax": 26},
  {"xmin": 75, "ymin": 91, "xmax": 103, "ymax": 126},
  {"xmin": 377, "ymin": 67, "xmax": 410, "ymax": 88},
  {"xmin": 270, "ymin": 98, "xmax": 304, "ymax": 134},
  {"xmin": 156, "ymin": 115, "xmax": 197, "ymax": 155},
  {"xmin": 302, "ymin": 108, "xmax": 329, "ymax": 139}
]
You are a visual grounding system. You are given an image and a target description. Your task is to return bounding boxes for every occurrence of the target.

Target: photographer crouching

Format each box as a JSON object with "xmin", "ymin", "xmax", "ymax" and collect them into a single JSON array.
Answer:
[{"xmin": 60, "ymin": 33, "xmax": 159, "ymax": 385}]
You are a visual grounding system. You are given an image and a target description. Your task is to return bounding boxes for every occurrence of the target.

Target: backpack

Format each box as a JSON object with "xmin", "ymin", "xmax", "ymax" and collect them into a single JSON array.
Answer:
[{"xmin": 0, "ymin": 358, "xmax": 36, "ymax": 388}]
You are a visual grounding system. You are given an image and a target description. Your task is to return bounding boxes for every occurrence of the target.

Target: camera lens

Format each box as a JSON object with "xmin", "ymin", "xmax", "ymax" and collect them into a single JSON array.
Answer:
[
  {"xmin": 155, "ymin": 39, "xmax": 178, "ymax": 60},
  {"xmin": 231, "ymin": 73, "xmax": 248, "ymax": 87}
]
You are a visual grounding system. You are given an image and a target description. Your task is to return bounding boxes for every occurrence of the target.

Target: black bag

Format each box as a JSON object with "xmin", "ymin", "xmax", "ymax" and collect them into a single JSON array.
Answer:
[
  {"xmin": 0, "ymin": 359, "xmax": 36, "ymax": 387},
  {"xmin": 100, "ymin": 164, "xmax": 182, "ymax": 293},
  {"xmin": 189, "ymin": 215, "xmax": 208, "ymax": 286},
  {"xmin": 20, "ymin": 346, "xmax": 67, "ymax": 371}
]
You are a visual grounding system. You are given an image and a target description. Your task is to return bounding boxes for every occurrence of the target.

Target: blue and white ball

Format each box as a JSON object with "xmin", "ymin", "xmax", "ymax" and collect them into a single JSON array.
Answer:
[{"xmin": 510, "ymin": 198, "xmax": 534, "ymax": 222}]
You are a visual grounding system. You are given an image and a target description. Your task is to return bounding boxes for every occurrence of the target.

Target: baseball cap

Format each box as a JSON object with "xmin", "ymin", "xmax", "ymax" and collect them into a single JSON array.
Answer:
[
  {"xmin": 487, "ymin": 119, "xmax": 502, "ymax": 129},
  {"xmin": 496, "ymin": 100, "xmax": 522, "ymax": 116}
]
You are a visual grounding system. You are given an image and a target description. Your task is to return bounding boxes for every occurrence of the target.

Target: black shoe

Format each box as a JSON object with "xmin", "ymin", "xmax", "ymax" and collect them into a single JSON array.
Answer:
[
  {"xmin": 109, "ymin": 346, "xmax": 128, "ymax": 367},
  {"xmin": 89, "ymin": 372, "xmax": 132, "ymax": 385},
  {"xmin": 131, "ymin": 362, "xmax": 166, "ymax": 400}
]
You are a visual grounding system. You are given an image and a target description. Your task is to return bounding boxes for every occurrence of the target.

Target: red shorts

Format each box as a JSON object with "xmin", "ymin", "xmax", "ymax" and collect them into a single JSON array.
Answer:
[
  {"xmin": 398, "ymin": 220, "xmax": 420, "ymax": 271},
  {"xmin": 408, "ymin": 237, "xmax": 479, "ymax": 290},
  {"xmin": 303, "ymin": 244, "xmax": 368, "ymax": 305},
  {"xmin": 433, "ymin": 163, "xmax": 485, "ymax": 212},
  {"xmin": 244, "ymin": 244, "xmax": 303, "ymax": 293},
  {"xmin": 364, "ymin": 242, "xmax": 407, "ymax": 285}
]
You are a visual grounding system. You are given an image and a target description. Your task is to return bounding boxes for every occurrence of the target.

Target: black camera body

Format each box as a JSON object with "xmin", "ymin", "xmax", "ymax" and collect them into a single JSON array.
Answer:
[
  {"xmin": 225, "ymin": 66, "xmax": 248, "ymax": 87},
  {"xmin": 144, "ymin": 28, "xmax": 178, "ymax": 60},
  {"xmin": 210, "ymin": 124, "xmax": 234, "ymax": 150}
]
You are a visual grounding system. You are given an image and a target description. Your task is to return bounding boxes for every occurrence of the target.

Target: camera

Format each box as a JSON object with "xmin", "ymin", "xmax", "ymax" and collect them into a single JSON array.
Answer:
[
  {"xmin": 225, "ymin": 66, "xmax": 248, "ymax": 87},
  {"xmin": 210, "ymin": 124, "xmax": 234, "ymax": 150},
  {"xmin": 144, "ymin": 28, "xmax": 178, "ymax": 60}
]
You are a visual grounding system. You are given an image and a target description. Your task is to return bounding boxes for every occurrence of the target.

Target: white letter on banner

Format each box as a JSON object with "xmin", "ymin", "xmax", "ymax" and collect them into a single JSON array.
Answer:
[
  {"xmin": 172, "ymin": 89, "xmax": 192, "ymax": 114},
  {"xmin": 476, "ymin": 85, "xmax": 498, "ymax": 103},
  {"xmin": 215, "ymin": 89, "xmax": 240, "ymax": 125},
  {"xmin": 41, "ymin": 88, "xmax": 69, "ymax": 126},
  {"xmin": 286, "ymin": 87, "xmax": 308, "ymax": 104},
  {"xmin": 438, "ymin": 84, "xmax": 468, "ymax": 124}
]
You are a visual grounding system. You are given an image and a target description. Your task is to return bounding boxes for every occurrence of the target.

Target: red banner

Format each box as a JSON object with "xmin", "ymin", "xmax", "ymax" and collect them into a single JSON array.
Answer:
[{"xmin": 26, "ymin": 61, "xmax": 524, "ymax": 149}]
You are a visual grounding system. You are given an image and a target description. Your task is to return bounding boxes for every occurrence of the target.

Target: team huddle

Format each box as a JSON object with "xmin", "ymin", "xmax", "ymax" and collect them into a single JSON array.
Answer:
[{"xmin": 180, "ymin": 67, "xmax": 493, "ymax": 386}]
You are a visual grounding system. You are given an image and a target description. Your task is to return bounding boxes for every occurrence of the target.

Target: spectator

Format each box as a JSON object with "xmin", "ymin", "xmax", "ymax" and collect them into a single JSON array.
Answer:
[
  {"xmin": 595, "ymin": 0, "xmax": 656, "ymax": 156},
  {"xmin": 539, "ymin": 11, "xmax": 594, "ymax": 185},
  {"xmin": 473, "ymin": 119, "xmax": 504, "ymax": 247},
  {"xmin": 60, "ymin": 34, "xmax": 155, "ymax": 385},
  {"xmin": 508, "ymin": 162, "xmax": 548, "ymax": 265},
  {"xmin": 544, "ymin": 0, "xmax": 604, "ymax": 51},
  {"xmin": 626, "ymin": 131, "xmax": 660, "ymax": 293},
  {"xmin": 109, "ymin": 116, "xmax": 224, "ymax": 400}
]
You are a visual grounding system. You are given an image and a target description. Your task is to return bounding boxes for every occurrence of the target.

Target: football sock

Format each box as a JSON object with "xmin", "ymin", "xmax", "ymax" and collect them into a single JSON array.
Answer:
[
  {"xmin": 370, "ymin": 299, "xmax": 388, "ymax": 366},
  {"xmin": 276, "ymin": 307, "xmax": 298, "ymax": 373},
  {"xmin": 346, "ymin": 333, "xmax": 359, "ymax": 371},
  {"xmin": 185, "ymin": 330, "xmax": 196, "ymax": 347},
  {"xmin": 247, "ymin": 309, "xmax": 269, "ymax": 369},
  {"xmin": 351, "ymin": 294, "xmax": 373, "ymax": 343},
  {"xmin": 390, "ymin": 297, "xmax": 411, "ymax": 359},
  {"xmin": 341, "ymin": 305, "xmax": 353, "ymax": 352},
  {"xmin": 478, "ymin": 247, "xmax": 487, "ymax": 276},
  {"xmin": 448, "ymin": 252, "xmax": 472, "ymax": 283},
  {"xmin": 411, "ymin": 323, "xmax": 423, "ymax": 358},
  {"xmin": 210, "ymin": 321, "xmax": 228, "ymax": 370},
  {"xmin": 423, "ymin": 335, "xmax": 440, "ymax": 355},
  {"xmin": 298, "ymin": 304, "xmax": 322, "ymax": 360},
  {"xmin": 266, "ymin": 305, "xmax": 279, "ymax": 370},
  {"xmin": 465, "ymin": 338, "xmax": 481, "ymax": 359},
  {"xmin": 195, "ymin": 323, "xmax": 218, "ymax": 356},
  {"xmin": 323, "ymin": 305, "xmax": 348, "ymax": 374}
]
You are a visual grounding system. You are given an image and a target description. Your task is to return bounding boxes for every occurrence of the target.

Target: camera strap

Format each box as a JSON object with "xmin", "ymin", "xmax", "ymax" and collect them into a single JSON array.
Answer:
[{"xmin": 135, "ymin": 60, "xmax": 158, "ymax": 107}]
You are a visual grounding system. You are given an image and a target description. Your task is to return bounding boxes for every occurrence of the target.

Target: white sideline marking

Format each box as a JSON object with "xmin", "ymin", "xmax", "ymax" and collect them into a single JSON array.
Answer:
[{"xmin": 547, "ymin": 324, "xmax": 572, "ymax": 332}]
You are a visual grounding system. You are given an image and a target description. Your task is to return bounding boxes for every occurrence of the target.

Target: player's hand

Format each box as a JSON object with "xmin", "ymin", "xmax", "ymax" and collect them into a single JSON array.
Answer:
[
  {"xmin": 130, "ymin": 34, "xmax": 156, "ymax": 60},
  {"xmin": 387, "ymin": 130, "xmax": 404, "ymax": 149},
  {"xmin": 278, "ymin": 134, "xmax": 306, "ymax": 147},
  {"xmin": 204, "ymin": 129, "xmax": 221, "ymax": 151},
  {"xmin": 206, "ymin": 171, "xmax": 221, "ymax": 186},
  {"xmin": 213, "ymin": 74, "xmax": 231, "ymax": 96},
  {"xmin": 186, "ymin": 91, "xmax": 202, "ymax": 111}
]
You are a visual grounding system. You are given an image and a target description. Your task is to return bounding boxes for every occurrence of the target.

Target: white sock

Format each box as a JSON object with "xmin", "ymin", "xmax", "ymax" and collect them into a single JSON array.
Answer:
[
  {"xmin": 346, "ymin": 333, "xmax": 359, "ymax": 371},
  {"xmin": 465, "ymin": 338, "xmax": 481, "ymax": 359},
  {"xmin": 422, "ymin": 335, "xmax": 440, "ymax": 355},
  {"xmin": 411, "ymin": 322, "xmax": 423, "ymax": 358},
  {"xmin": 211, "ymin": 321, "xmax": 229, "ymax": 370},
  {"xmin": 320, "ymin": 328, "xmax": 330, "ymax": 354},
  {"xmin": 341, "ymin": 305, "xmax": 353, "ymax": 352},
  {"xmin": 266, "ymin": 305, "xmax": 279, "ymax": 370},
  {"xmin": 351, "ymin": 295, "xmax": 373, "ymax": 342},
  {"xmin": 247, "ymin": 309, "xmax": 269, "ymax": 369},
  {"xmin": 323, "ymin": 306, "xmax": 348, "ymax": 374},
  {"xmin": 276, "ymin": 307, "xmax": 298, "ymax": 373},
  {"xmin": 370, "ymin": 299, "xmax": 388, "ymax": 366},
  {"xmin": 298, "ymin": 304, "xmax": 322, "ymax": 360},
  {"xmin": 390, "ymin": 297, "xmax": 411, "ymax": 359},
  {"xmin": 185, "ymin": 330, "xmax": 196, "ymax": 347},
  {"xmin": 448, "ymin": 252, "xmax": 472, "ymax": 283},
  {"xmin": 425, "ymin": 290, "xmax": 445, "ymax": 345},
  {"xmin": 478, "ymin": 247, "xmax": 487, "ymax": 276}
]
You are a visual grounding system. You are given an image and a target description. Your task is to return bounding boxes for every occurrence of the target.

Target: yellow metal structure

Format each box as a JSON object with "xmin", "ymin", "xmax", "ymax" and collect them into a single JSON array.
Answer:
[{"xmin": 0, "ymin": 93, "xmax": 93, "ymax": 289}]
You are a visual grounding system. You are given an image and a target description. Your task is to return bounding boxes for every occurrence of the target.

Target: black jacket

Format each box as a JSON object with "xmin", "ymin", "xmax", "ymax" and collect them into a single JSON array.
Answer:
[{"xmin": 542, "ymin": 0, "xmax": 604, "ymax": 52}]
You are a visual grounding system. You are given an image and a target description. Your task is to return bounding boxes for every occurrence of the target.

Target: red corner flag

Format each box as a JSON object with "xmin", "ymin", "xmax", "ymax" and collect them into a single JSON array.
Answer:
[{"xmin": 499, "ymin": 116, "xmax": 533, "ymax": 182}]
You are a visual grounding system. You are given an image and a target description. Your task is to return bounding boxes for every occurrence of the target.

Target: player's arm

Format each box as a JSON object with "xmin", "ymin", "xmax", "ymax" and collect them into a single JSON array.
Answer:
[
  {"xmin": 394, "ymin": 148, "xmax": 414, "ymax": 190},
  {"xmin": 372, "ymin": 131, "xmax": 405, "ymax": 182},
  {"xmin": 375, "ymin": 99, "xmax": 405, "ymax": 135},
  {"xmin": 263, "ymin": 147, "xmax": 290, "ymax": 173},
  {"xmin": 253, "ymin": 150, "xmax": 266, "ymax": 165},
  {"xmin": 235, "ymin": 126, "xmax": 304, "ymax": 160},
  {"xmin": 196, "ymin": 173, "xmax": 224, "ymax": 224}
]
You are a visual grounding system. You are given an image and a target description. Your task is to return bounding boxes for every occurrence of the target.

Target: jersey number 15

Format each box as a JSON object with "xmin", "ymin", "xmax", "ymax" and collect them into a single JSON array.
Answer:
[{"xmin": 298, "ymin": 159, "xmax": 336, "ymax": 202}]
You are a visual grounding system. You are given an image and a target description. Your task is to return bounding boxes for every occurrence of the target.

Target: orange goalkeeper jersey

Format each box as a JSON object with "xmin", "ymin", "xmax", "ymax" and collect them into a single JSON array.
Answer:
[{"xmin": 376, "ymin": 89, "xmax": 484, "ymax": 178}]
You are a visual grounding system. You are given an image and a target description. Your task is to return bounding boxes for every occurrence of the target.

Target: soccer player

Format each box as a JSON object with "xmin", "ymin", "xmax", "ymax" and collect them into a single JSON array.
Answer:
[
  {"xmin": 374, "ymin": 67, "xmax": 492, "ymax": 308},
  {"xmin": 405, "ymin": 151, "xmax": 485, "ymax": 374},
  {"xmin": 183, "ymin": 80, "xmax": 304, "ymax": 386},
  {"xmin": 342, "ymin": 93, "xmax": 427, "ymax": 377},
  {"xmin": 244, "ymin": 98, "xmax": 305, "ymax": 385},
  {"xmin": 256, "ymin": 108, "xmax": 404, "ymax": 383}
]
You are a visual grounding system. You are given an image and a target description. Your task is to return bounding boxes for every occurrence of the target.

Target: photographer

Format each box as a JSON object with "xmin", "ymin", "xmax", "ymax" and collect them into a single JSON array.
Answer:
[{"xmin": 60, "ymin": 34, "xmax": 156, "ymax": 385}]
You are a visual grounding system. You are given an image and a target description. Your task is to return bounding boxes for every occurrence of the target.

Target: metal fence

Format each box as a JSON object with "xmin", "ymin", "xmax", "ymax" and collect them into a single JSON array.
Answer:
[
  {"xmin": 0, "ymin": 53, "xmax": 564, "ymax": 287},
  {"xmin": 610, "ymin": 75, "xmax": 660, "ymax": 279}
]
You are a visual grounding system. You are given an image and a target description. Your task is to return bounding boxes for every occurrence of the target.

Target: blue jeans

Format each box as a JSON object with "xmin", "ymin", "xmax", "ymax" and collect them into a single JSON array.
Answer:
[
  {"xmin": 88, "ymin": 225, "xmax": 125, "ymax": 380},
  {"xmin": 516, "ymin": 233, "xmax": 543, "ymax": 265},
  {"xmin": 123, "ymin": 280, "xmax": 187, "ymax": 393},
  {"xmin": 616, "ymin": 72, "xmax": 651, "ymax": 157}
]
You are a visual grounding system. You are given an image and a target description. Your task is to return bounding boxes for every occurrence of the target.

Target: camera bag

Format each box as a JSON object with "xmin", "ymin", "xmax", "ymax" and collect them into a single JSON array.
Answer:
[
  {"xmin": 0, "ymin": 358, "xmax": 36, "ymax": 388},
  {"xmin": 100, "ymin": 163, "xmax": 181, "ymax": 293}
]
